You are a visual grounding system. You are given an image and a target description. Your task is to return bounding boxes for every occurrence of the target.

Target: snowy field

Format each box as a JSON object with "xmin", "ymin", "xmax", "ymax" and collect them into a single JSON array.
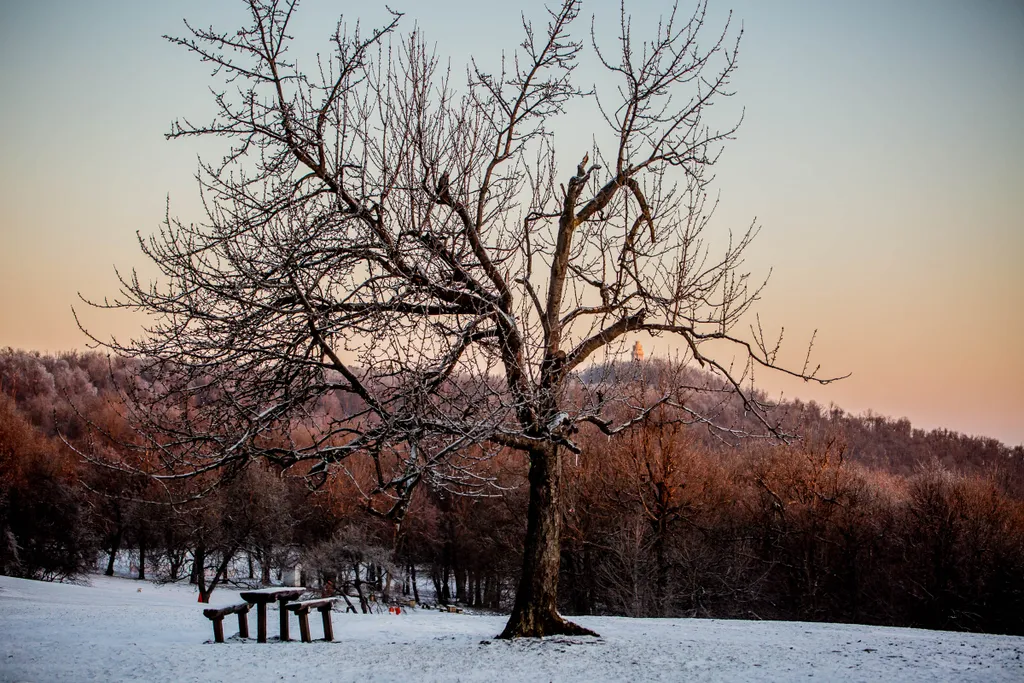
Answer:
[{"xmin": 0, "ymin": 574, "xmax": 1021, "ymax": 682}]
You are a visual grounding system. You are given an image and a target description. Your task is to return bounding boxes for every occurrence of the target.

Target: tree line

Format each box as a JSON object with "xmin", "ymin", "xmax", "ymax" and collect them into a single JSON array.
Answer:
[{"xmin": 1, "ymin": 348, "xmax": 1021, "ymax": 635}]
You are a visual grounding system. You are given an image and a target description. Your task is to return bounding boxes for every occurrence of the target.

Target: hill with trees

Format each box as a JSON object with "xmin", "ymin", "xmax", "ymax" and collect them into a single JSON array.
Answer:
[{"xmin": 1, "ymin": 348, "xmax": 1022, "ymax": 635}]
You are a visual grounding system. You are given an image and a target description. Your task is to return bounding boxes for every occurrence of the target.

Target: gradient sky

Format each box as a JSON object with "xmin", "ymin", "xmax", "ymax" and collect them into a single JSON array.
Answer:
[{"xmin": 1, "ymin": 0, "xmax": 1021, "ymax": 445}]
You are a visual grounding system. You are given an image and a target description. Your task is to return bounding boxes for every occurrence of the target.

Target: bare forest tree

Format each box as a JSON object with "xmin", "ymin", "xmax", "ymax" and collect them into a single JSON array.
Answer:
[{"xmin": 83, "ymin": 0, "xmax": 839, "ymax": 637}]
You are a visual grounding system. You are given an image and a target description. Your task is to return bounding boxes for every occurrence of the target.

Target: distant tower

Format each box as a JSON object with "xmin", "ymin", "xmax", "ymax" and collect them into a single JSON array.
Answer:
[{"xmin": 632, "ymin": 341, "xmax": 644, "ymax": 362}]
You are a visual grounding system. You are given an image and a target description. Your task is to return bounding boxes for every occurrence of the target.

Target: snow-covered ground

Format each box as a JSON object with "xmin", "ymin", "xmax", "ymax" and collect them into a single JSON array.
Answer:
[{"xmin": 0, "ymin": 574, "xmax": 1021, "ymax": 682}]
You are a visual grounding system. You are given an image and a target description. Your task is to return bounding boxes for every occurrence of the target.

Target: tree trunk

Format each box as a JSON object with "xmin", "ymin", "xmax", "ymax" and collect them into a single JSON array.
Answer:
[
  {"xmin": 193, "ymin": 544, "xmax": 208, "ymax": 601},
  {"xmin": 441, "ymin": 563, "xmax": 451, "ymax": 604},
  {"xmin": 199, "ymin": 548, "xmax": 235, "ymax": 603},
  {"xmin": 499, "ymin": 444, "xmax": 598, "ymax": 638},
  {"xmin": 167, "ymin": 548, "xmax": 184, "ymax": 581},
  {"xmin": 564, "ymin": 547, "xmax": 588, "ymax": 615},
  {"xmin": 373, "ymin": 563, "xmax": 383, "ymax": 592},
  {"xmin": 137, "ymin": 536, "xmax": 147, "ymax": 581},
  {"xmin": 104, "ymin": 521, "xmax": 123, "ymax": 577},
  {"xmin": 653, "ymin": 527, "xmax": 667, "ymax": 617},
  {"xmin": 653, "ymin": 482, "xmax": 671, "ymax": 617},
  {"xmin": 486, "ymin": 573, "xmax": 501, "ymax": 609},
  {"xmin": 410, "ymin": 563, "xmax": 420, "ymax": 603},
  {"xmin": 430, "ymin": 565, "xmax": 442, "ymax": 604},
  {"xmin": 582, "ymin": 542, "xmax": 595, "ymax": 615},
  {"xmin": 454, "ymin": 564, "xmax": 466, "ymax": 604},
  {"xmin": 353, "ymin": 563, "xmax": 369, "ymax": 613},
  {"xmin": 260, "ymin": 548, "xmax": 272, "ymax": 585},
  {"xmin": 190, "ymin": 542, "xmax": 205, "ymax": 586},
  {"xmin": 104, "ymin": 529, "xmax": 121, "ymax": 577}
]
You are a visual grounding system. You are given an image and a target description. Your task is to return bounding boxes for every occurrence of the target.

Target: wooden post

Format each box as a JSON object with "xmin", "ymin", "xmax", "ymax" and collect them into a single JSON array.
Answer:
[
  {"xmin": 297, "ymin": 608, "xmax": 312, "ymax": 643},
  {"xmin": 319, "ymin": 605, "xmax": 334, "ymax": 642},
  {"xmin": 237, "ymin": 609, "xmax": 249, "ymax": 639},
  {"xmin": 256, "ymin": 602, "xmax": 268, "ymax": 643},
  {"xmin": 278, "ymin": 596, "xmax": 291, "ymax": 641},
  {"xmin": 211, "ymin": 616, "xmax": 225, "ymax": 643}
]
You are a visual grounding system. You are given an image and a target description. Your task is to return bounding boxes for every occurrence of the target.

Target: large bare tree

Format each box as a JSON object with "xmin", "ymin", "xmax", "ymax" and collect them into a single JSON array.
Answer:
[{"xmin": 86, "ymin": 0, "xmax": 839, "ymax": 637}]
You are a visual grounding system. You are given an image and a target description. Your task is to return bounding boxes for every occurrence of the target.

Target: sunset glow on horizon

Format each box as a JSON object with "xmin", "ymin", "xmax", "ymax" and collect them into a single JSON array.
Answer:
[{"xmin": 1, "ymin": 0, "xmax": 1021, "ymax": 445}]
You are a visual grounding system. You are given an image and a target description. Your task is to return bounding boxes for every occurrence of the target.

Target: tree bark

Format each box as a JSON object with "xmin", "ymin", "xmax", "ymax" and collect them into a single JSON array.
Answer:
[
  {"xmin": 410, "ymin": 563, "xmax": 420, "ymax": 604},
  {"xmin": 499, "ymin": 444, "xmax": 598, "ymax": 638},
  {"xmin": 194, "ymin": 545, "xmax": 208, "ymax": 601},
  {"xmin": 104, "ymin": 528, "xmax": 121, "ymax": 577},
  {"xmin": 454, "ymin": 564, "xmax": 466, "ymax": 604},
  {"xmin": 653, "ymin": 526, "xmax": 667, "ymax": 617},
  {"xmin": 430, "ymin": 565, "xmax": 442, "ymax": 604},
  {"xmin": 104, "ymin": 510, "xmax": 123, "ymax": 577},
  {"xmin": 167, "ymin": 548, "xmax": 184, "ymax": 581},
  {"xmin": 353, "ymin": 563, "xmax": 369, "ymax": 613},
  {"xmin": 190, "ymin": 542, "xmax": 205, "ymax": 586},
  {"xmin": 199, "ymin": 548, "xmax": 235, "ymax": 603},
  {"xmin": 260, "ymin": 548, "xmax": 272, "ymax": 586},
  {"xmin": 441, "ymin": 562, "xmax": 451, "ymax": 604},
  {"xmin": 137, "ymin": 536, "xmax": 146, "ymax": 581}
]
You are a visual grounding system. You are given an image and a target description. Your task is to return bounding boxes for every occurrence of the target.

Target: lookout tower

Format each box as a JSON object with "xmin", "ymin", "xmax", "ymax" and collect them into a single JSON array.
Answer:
[{"xmin": 632, "ymin": 341, "xmax": 644, "ymax": 363}]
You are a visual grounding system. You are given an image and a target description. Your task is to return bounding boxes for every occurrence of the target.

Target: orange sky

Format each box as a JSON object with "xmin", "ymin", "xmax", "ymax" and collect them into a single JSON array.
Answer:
[{"xmin": 1, "ymin": 1, "xmax": 1021, "ymax": 445}]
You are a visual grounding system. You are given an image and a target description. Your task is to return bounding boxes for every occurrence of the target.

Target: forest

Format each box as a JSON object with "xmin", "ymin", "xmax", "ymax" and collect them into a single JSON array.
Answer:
[{"xmin": 1, "ymin": 347, "xmax": 1021, "ymax": 636}]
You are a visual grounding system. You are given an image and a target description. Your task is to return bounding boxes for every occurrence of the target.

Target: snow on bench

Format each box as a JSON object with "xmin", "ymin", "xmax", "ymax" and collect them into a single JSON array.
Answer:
[
  {"xmin": 202, "ymin": 603, "xmax": 251, "ymax": 643},
  {"xmin": 285, "ymin": 598, "xmax": 339, "ymax": 642}
]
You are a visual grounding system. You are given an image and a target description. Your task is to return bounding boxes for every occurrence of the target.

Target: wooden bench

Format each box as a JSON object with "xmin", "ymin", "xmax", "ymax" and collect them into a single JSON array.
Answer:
[
  {"xmin": 202, "ymin": 603, "xmax": 251, "ymax": 643},
  {"xmin": 239, "ymin": 588, "xmax": 305, "ymax": 642},
  {"xmin": 285, "ymin": 598, "xmax": 338, "ymax": 642}
]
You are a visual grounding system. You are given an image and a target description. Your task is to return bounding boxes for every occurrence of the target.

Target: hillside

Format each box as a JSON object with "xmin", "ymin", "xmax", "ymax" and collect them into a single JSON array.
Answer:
[
  {"xmin": 0, "ymin": 573, "xmax": 1021, "ymax": 682},
  {"xmin": 2, "ymin": 348, "xmax": 1023, "ymax": 636}
]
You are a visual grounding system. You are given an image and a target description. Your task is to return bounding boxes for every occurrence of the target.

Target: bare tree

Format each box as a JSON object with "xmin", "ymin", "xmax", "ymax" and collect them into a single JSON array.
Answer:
[{"xmin": 84, "ymin": 0, "xmax": 840, "ymax": 637}]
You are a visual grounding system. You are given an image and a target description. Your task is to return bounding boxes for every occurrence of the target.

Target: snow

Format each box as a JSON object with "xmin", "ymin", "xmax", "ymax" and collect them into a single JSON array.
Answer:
[
  {"xmin": 1, "ymin": 574, "xmax": 1021, "ymax": 682},
  {"xmin": 237, "ymin": 586, "xmax": 305, "ymax": 596}
]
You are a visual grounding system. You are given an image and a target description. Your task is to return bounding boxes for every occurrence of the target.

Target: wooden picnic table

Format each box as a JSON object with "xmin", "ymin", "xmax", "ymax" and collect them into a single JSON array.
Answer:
[{"xmin": 239, "ymin": 587, "xmax": 305, "ymax": 643}]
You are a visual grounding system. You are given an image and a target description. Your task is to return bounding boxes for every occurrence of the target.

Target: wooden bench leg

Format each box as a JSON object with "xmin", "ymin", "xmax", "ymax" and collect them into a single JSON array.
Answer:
[
  {"xmin": 278, "ymin": 598, "xmax": 291, "ymax": 642},
  {"xmin": 237, "ymin": 609, "xmax": 249, "ymax": 639},
  {"xmin": 257, "ymin": 603, "xmax": 268, "ymax": 643},
  {"xmin": 298, "ymin": 609, "xmax": 312, "ymax": 643},
  {"xmin": 212, "ymin": 616, "xmax": 225, "ymax": 643},
  {"xmin": 319, "ymin": 606, "xmax": 334, "ymax": 642}
]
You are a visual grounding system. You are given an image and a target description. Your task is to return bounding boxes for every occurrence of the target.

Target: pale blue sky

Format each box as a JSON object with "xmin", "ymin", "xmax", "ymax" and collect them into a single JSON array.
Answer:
[{"xmin": 1, "ymin": 0, "xmax": 1021, "ymax": 444}]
